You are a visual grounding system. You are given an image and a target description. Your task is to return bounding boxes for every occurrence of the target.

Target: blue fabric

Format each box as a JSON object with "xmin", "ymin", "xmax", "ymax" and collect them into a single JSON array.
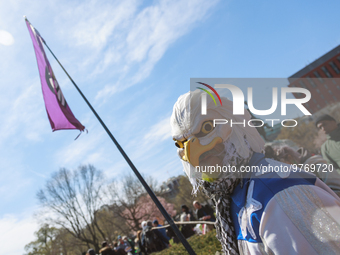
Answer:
[
  {"xmin": 230, "ymin": 153, "xmax": 316, "ymax": 243},
  {"xmin": 157, "ymin": 224, "xmax": 170, "ymax": 241}
]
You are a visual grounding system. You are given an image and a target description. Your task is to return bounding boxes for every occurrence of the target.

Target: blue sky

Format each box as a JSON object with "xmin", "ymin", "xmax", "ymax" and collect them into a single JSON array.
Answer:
[{"xmin": 1, "ymin": 0, "xmax": 340, "ymax": 254}]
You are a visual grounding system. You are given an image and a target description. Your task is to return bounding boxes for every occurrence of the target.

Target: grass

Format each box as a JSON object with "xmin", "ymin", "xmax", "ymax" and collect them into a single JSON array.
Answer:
[{"xmin": 153, "ymin": 230, "xmax": 222, "ymax": 255}]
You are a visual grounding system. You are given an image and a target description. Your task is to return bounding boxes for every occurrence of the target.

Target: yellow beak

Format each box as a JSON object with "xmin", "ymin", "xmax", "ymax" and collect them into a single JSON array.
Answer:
[{"xmin": 182, "ymin": 136, "xmax": 223, "ymax": 167}]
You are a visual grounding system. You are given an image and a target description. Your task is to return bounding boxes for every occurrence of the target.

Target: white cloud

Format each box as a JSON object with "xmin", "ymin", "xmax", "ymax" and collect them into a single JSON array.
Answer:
[
  {"xmin": 143, "ymin": 117, "xmax": 172, "ymax": 143},
  {"xmin": 84, "ymin": 0, "xmax": 220, "ymax": 101},
  {"xmin": 0, "ymin": 167, "xmax": 32, "ymax": 202},
  {"xmin": 54, "ymin": 129, "xmax": 105, "ymax": 166},
  {"xmin": 0, "ymin": 30, "xmax": 14, "ymax": 46},
  {"xmin": 61, "ymin": 0, "xmax": 139, "ymax": 50},
  {"xmin": 0, "ymin": 80, "xmax": 48, "ymax": 146},
  {"xmin": 121, "ymin": 116, "xmax": 173, "ymax": 163},
  {"xmin": 0, "ymin": 213, "xmax": 38, "ymax": 255}
]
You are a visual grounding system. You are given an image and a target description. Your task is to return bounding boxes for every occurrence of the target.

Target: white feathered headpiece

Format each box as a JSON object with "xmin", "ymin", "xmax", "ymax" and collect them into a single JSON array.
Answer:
[{"xmin": 170, "ymin": 90, "xmax": 265, "ymax": 190}]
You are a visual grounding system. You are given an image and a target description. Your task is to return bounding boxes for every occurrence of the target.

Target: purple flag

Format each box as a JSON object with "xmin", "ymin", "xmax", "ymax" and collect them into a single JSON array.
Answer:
[{"xmin": 25, "ymin": 19, "xmax": 85, "ymax": 132}]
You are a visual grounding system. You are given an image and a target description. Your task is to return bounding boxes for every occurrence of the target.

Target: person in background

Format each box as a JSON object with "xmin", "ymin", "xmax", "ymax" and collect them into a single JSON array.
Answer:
[
  {"xmin": 264, "ymin": 145, "xmax": 278, "ymax": 160},
  {"xmin": 181, "ymin": 204, "xmax": 196, "ymax": 221},
  {"xmin": 315, "ymin": 114, "xmax": 340, "ymax": 170},
  {"xmin": 142, "ymin": 220, "xmax": 169, "ymax": 253},
  {"xmin": 180, "ymin": 205, "xmax": 196, "ymax": 238},
  {"xmin": 152, "ymin": 219, "xmax": 170, "ymax": 243},
  {"xmin": 135, "ymin": 230, "xmax": 147, "ymax": 255},
  {"xmin": 122, "ymin": 236, "xmax": 135, "ymax": 254},
  {"xmin": 276, "ymin": 146, "xmax": 340, "ymax": 197},
  {"xmin": 141, "ymin": 221, "xmax": 147, "ymax": 230},
  {"xmin": 165, "ymin": 220, "xmax": 180, "ymax": 244},
  {"xmin": 86, "ymin": 249, "xmax": 95, "ymax": 255},
  {"xmin": 112, "ymin": 241, "xmax": 118, "ymax": 250},
  {"xmin": 193, "ymin": 201, "xmax": 215, "ymax": 231},
  {"xmin": 117, "ymin": 235, "xmax": 132, "ymax": 255},
  {"xmin": 140, "ymin": 221, "xmax": 147, "ymax": 254},
  {"xmin": 113, "ymin": 241, "xmax": 125, "ymax": 255},
  {"xmin": 99, "ymin": 241, "xmax": 117, "ymax": 255}
]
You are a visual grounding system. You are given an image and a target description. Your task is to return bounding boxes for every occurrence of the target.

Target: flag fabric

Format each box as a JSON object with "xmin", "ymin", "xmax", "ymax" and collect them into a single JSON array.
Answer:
[{"xmin": 25, "ymin": 19, "xmax": 85, "ymax": 132}]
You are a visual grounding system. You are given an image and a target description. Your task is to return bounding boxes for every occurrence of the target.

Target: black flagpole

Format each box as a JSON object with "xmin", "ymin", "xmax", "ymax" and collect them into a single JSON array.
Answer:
[{"xmin": 40, "ymin": 28, "xmax": 196, "ymax": 255}]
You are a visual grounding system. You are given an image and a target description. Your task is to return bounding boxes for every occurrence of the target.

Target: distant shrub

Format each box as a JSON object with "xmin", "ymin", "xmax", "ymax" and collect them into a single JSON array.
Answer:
[{"xmin": 153, "ymin": 230, "xmax": 222, "ymax": 255}]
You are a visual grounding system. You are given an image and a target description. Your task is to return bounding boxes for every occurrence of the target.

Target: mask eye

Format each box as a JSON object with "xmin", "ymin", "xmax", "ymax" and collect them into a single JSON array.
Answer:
[
  {"xmin": 202, "ymin": 121, "xmax": 213, "ymax": 134},
  {"xmin": 195, "ymin": 120, "xmax": 214, "ymax": 138}
]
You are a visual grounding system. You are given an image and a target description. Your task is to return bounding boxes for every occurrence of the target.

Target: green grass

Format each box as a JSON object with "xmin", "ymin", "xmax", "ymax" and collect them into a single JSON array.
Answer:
[{"xmin": 153, "ymin": 230, "xmax": 222, "ymax": 255}]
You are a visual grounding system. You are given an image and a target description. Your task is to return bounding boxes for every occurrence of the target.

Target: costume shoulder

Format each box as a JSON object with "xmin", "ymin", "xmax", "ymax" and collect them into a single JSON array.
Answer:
[
  {"xmin": 232, "ymin": 156, "xmax": 340, "ymax": 254},
  {"xmin": 231, "ymin": 163, "xmax": 316, "ymax": 243},
  {"xmin": 259, "ymin": 179, "xmax": 340, "ymax": 254}
]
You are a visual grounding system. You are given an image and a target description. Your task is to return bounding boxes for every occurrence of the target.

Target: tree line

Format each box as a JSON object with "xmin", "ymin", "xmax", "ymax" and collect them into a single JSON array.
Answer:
[{"xmin": 25, "ymin": 165, "xmax": 208, "ymax": 255}]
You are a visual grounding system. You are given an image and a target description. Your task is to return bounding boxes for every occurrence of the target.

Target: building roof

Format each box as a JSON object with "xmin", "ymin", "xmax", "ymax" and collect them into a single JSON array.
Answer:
[{"xmin": 289, "ymin": 44, "xmax": 340, "ymax": 78}]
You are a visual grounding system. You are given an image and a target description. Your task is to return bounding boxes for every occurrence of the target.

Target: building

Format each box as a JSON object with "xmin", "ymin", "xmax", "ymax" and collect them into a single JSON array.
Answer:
[
  {"xmin": 288, "ymin": 45, "xmax": 340, "ymax": 114},
  {"xmin": 160, "ymin": 176, "xmax": 180, "ymax": 199}
]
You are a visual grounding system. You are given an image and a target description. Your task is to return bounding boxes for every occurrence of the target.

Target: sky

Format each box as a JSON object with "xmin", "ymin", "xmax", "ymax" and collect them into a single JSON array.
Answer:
[{"xmin": 1, "ymin": 0, "xmax": 340, "ymax": 254}]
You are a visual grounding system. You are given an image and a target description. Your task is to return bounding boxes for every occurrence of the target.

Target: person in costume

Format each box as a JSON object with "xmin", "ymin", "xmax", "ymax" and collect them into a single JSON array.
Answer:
[
  {"xmin": 170, "ymin": 90, "xmax": 340, "ymax": 255},
  {"xmin": 315, "ymin": 114, "xmax": 340, "ymax": 170}
]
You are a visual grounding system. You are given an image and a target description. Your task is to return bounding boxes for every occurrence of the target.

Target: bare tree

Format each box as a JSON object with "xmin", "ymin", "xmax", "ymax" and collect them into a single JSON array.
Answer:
[
  {"xmin": 167, "ymin": 175, "xmax": 211, "ymax": 212},
  {"xmin": 37, "ymin": 165, "xmax": 107, "ymax": 252},
  {"xmin": 105, "ymin": 174, "xmax": 165, "ymax": 232}
]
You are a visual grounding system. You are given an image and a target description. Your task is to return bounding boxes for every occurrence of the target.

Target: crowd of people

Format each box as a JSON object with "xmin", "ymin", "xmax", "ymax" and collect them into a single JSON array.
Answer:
[
  {"xmin": 265, "ymin": 114, "xmax": 340, "ymax": 196},
  {"xmin": 84, "ymin": 235, "xmax": 139, "ymax": 255},
  {"xmin": 83, "ymin": 202, "xmax": 216, "ymax": 255}
]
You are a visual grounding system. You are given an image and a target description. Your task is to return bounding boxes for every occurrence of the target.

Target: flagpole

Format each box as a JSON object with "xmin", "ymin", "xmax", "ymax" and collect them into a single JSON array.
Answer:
[{"xmin": 41, "ymin": 39, "xmax": 196, "ymax": 255}]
